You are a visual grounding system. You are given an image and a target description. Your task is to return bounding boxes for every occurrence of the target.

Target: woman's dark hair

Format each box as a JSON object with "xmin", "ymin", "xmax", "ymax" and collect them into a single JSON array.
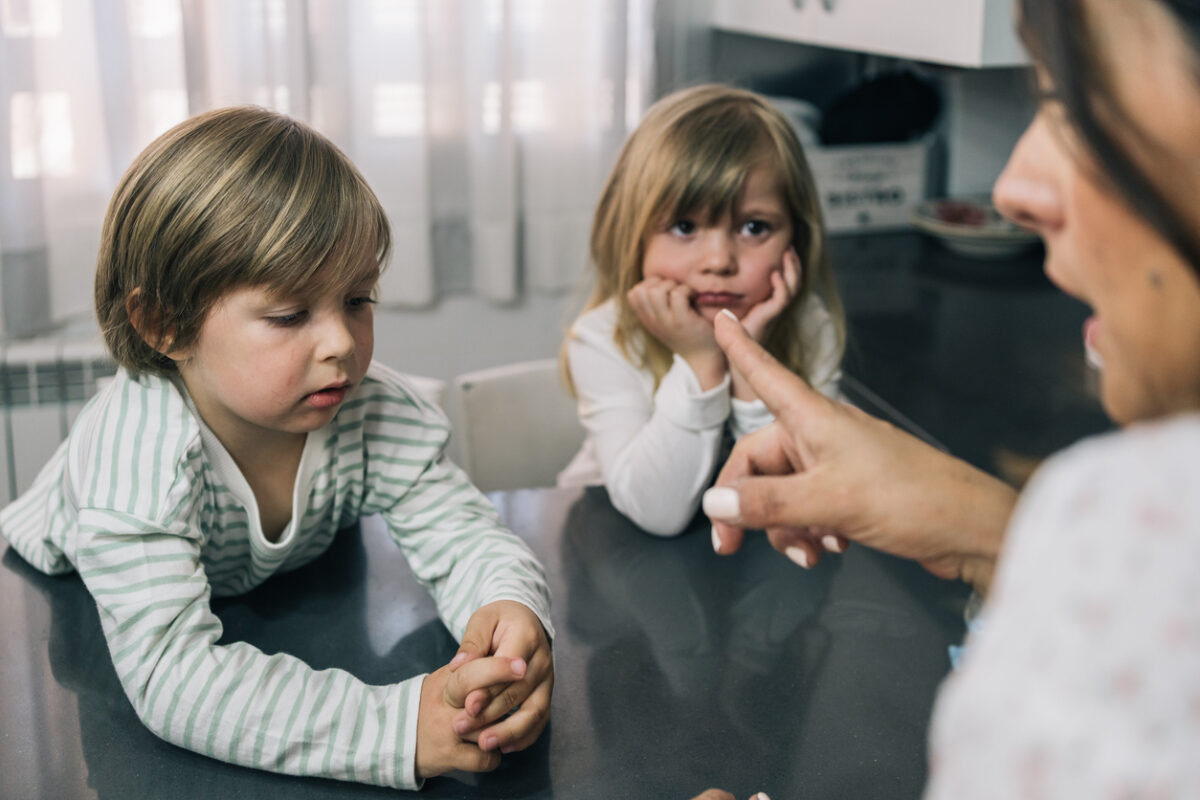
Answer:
[{"xmin": 1019, "ymin": 0, "xmax": 1200, "ymax": 278}]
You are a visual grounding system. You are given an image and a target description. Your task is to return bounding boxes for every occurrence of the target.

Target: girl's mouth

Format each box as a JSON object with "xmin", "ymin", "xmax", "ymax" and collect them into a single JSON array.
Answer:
[{"xmin": 693, "ymin": 292, "xmax": 742, "ymax": 307}]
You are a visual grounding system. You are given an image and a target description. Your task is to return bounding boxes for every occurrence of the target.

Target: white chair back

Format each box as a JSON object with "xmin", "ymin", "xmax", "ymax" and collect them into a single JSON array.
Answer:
[{"xmin": 452, "ymin": 358, "xmax": 583, "ymax": 492}]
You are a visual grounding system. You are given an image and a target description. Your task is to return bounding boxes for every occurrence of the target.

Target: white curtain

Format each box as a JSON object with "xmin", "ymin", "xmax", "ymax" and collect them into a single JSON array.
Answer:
[{"xmin": 0, "ymin": 0, "xmax": 654, "ymax": 335}]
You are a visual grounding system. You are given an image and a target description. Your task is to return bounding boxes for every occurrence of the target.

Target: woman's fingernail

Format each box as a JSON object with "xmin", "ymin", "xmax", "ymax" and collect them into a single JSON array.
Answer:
[
  {"xmin": 702, "ymin": 487, "xmax": 740, "ymax": 522},
  {"xmin": 453, "ymin": 718, "xmax": 470, "ymax": 735},
  {"xmin": 821, "ymin": 535, "xmax": 843, "ymax": 553},
  {"xmin": 511, "ymin": 658, "xmax": 527, "ymax": 678},
  {"xmin": 482, "ymin": 735, "xmax": 498, "ymax": 751},
  {"xmin": 718, "ymin": 308, "xmax": 739, "ymax": 323},
  {"xmin": 755, "ymin": 794, "xmax": 773, "ymax": 800},
  {"xmin": 449, "ymin": 652, "xmax": 468, "ymax": 669},
  {"xmin": 785, "ymin": 546, "xmax": 810, "ymax": 568}
]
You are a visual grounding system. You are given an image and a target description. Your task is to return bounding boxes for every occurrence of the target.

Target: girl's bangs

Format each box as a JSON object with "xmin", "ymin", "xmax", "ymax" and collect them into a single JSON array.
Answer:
[{"xmin": 656, "ymin": 119, "xmax": 778, "ymax": 226}]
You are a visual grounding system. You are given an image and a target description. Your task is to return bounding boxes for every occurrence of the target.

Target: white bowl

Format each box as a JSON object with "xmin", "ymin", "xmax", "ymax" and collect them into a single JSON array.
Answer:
[{"xmin": 913, "ymin": 197, "xmax": 1041, "ymax": 259}]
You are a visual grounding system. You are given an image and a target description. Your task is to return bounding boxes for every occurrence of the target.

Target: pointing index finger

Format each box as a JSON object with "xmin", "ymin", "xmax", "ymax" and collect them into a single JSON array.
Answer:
[{"xmin": 713, "ymin": 310, "xmax": 825, "ymax": 424}]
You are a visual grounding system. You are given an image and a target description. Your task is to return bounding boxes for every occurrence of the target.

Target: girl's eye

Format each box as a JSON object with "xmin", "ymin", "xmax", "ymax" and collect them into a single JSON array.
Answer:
[
  {"xmin": 267, "ymin": 310, "xmax": 307, "ymax": 327},
  {"xmin": 347, "ymin": 296, "xmax": 377, "ymax": 311},
  {"xmin": 741, "ymin": 219, "xmax": 770, "ymax": 236},
  {"xmin": 669, "ymin": 219, "xmax": 696, "ymax": 236}
]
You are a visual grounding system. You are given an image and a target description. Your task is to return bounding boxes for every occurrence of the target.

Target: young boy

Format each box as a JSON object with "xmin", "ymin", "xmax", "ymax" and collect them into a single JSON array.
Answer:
[{"xmin": 0, "ymin": 106, "xmax": 553, "ymax": 790}]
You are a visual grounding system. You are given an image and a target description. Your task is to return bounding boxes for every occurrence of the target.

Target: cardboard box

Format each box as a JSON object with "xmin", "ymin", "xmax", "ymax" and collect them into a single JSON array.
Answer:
[{"xmin": 806, "ymin": 136, "xmax": 933, "ymax": 233}]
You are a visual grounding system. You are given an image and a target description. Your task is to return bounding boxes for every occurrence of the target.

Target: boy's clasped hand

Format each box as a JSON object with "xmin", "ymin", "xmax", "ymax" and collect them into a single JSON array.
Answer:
[{"xmin": 415, "ymin": 600, "xmax": 554, "ymax": 779}]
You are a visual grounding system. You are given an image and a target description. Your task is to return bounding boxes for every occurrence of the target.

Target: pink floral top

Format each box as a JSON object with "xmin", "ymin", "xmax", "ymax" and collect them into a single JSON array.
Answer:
[{"xmin": 926, "ymin": 414, "xmax": 1200, "ymax": 798}]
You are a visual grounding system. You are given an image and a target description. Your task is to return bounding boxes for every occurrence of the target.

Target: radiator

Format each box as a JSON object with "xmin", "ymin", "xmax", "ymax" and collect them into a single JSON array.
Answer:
[{"xmin": 0, "ymin": 335, "xmax": 116, "ymax": 505}]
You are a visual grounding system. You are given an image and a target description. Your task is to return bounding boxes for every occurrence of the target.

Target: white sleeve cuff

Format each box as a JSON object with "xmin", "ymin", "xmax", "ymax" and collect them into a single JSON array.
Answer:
[{"xmin": 653, "ymin": 354, "xmax": 731, "ymax": 431}]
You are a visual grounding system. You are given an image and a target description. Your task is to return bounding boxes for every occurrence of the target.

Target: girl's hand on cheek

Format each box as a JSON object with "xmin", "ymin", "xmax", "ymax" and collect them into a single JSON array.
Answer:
[
  {"xmin": 740, "ymin": 248, "xmax": 801, "ymax": 343},
  {"xmin": 627, "ymin": 277, "xmax": 726, "ymax": 388}
]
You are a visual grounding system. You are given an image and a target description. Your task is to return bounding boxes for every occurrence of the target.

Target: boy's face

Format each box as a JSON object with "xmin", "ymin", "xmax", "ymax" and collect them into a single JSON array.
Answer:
[{"xmin": 172, "ymin": 261, "xmax": 378, "ymax": 450}]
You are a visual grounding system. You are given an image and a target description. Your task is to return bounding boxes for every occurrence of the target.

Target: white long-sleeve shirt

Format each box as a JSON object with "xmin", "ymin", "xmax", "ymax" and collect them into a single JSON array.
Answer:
[
  {"xmin": 0, "ymin": 362, "xmax": 553, "ymax": 790},
  {"xmin": 925, "ymin": 414, "xmax": 1200, "ymax": 798},
  {"xmin": 558, "ymin": 295, "xmax": 841, "ymax": 535}
]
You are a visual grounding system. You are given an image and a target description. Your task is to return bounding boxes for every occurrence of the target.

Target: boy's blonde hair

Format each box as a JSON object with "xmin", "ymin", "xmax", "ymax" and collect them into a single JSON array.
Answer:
[
  {"xmin": 96, "ymin": 106, "xmax": 390, "ymax": 375},
  {"xmin": 572, "ymin": 83, "xmax": 844, "ymax": 387}
]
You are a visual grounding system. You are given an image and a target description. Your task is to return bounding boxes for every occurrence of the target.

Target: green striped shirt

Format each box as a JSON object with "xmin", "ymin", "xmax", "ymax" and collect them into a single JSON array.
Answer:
[{"xmin": 0, "ymin": 362, "xmax": 553, "ymax": 789}]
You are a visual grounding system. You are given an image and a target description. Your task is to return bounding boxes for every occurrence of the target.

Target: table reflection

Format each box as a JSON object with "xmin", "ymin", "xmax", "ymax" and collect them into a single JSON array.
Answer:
[{"xmin": 2, "ymin": 484, "xmax": 967, "ymax": 800}]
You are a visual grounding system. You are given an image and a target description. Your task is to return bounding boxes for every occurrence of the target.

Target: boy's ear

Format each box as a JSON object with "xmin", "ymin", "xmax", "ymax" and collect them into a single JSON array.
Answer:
[{"xmin": 126, "ymin": 289, "xmax": 188, "ymax": 361}]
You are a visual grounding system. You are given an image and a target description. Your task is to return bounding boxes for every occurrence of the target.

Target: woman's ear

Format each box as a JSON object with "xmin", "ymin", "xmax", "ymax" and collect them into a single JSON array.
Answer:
[{"xmin": 126, "ymin": 289, "xmax": 187, "ymax": 361}]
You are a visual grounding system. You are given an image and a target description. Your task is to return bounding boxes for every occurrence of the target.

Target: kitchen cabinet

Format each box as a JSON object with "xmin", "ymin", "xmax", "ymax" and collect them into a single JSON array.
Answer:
[{"xmin": 712, "ymin": 0, "xmax": 1026, "ymax": 68}]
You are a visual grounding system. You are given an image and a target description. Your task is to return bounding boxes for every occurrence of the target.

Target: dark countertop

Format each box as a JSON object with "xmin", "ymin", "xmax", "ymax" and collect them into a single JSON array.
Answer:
[
  {"xmin": 0, "ymin": 231, "xmax": 1106, "ymax": 799},
  {"xmin": 831, "ymin": 231, "xmax": 1110, "ymax": 484}
]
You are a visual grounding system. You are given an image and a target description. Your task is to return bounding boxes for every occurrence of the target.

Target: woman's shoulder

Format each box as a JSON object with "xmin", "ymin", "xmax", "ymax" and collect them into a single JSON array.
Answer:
[
  {"xmin": 1034, "ymin": 413, "xmax": 1200, "ymax": 490},
  {"xmin": 1003, "ymin": 413, "xmax": 1200, "ymax": 566}
]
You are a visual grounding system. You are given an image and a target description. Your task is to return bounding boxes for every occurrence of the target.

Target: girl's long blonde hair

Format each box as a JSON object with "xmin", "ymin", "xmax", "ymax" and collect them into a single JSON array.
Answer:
[{"xmin": 566, "ymin": 84, "xmax": 845, "ymax": 390}]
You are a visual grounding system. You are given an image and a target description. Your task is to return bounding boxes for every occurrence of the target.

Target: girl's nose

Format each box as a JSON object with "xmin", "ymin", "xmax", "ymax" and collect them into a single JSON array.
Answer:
[
  {"xmin": 701, "ymin": 230, "xmax": 736, "ymax": 275},
  {"xmin": 992, "ymin": 113, "xmax": 1064, "ymax": 235}
]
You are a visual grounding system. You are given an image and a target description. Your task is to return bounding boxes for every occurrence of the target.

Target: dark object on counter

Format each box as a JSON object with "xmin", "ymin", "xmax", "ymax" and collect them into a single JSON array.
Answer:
[{"xmin": 819, "ymin": 71, "xmax": 941, "ymax": 146}]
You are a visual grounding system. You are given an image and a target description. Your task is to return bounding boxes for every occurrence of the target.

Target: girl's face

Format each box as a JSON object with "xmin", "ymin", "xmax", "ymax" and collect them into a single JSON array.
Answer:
[
  {"xmin": 992, "ymin": 0, "xmax": 1200, "ymax": 426},
  {"xmin": 641, "ymin": 164, "xmax": 795, "ymax": 323},
  {"xmin": 172, "ymin": 261, "xmax": 378, "ymax": 451}
]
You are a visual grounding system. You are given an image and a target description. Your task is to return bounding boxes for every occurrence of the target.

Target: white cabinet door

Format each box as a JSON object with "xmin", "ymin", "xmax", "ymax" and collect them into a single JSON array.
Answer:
[{"xmin": 712, "ymin": 0, "xmax": 1026, "ymax": 68}]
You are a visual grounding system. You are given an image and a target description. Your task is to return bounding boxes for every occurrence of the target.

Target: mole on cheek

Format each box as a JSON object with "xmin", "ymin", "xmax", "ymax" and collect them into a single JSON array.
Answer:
[{"xmin": 1148, "ymin": 270, "xmax": 1164, "ymax": 289}]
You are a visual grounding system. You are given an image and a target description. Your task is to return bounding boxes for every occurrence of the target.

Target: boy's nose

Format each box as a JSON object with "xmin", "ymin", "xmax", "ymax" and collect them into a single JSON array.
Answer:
[
  {"xmin": 316, "ymin": 313, "xmax": 357, "ymax": 361},
  {"xmin": 700, "ymin": 231, "xmax": 736, "ymax": 276}
]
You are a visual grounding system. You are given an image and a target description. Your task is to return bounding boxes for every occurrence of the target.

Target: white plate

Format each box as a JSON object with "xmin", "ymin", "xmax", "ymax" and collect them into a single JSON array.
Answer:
[{"xmin": 913, "ymin": 197, "xmax": 1041, "ymax": 259}]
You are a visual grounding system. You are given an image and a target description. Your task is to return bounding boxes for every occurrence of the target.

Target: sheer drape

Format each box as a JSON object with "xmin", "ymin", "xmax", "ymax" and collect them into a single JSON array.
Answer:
[{"xmin": 0, "ymin": 0, "xmax": 653, "ymax": 334}]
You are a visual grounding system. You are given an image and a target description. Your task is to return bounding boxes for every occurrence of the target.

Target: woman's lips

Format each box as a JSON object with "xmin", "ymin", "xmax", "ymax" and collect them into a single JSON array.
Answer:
[
  {"xmin": 307, "ymin": 384, "xmax": 349, "ymax": 409},
  {"xmin": 693, "ymin": 292, "xmax": 742, "ymax": 307}
]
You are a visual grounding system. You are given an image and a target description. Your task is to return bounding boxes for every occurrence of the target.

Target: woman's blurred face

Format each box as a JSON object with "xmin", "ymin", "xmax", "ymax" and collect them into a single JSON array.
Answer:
[{"xmin": 993, "ymin": 0, "xmax": 1200, "ymax": 426}]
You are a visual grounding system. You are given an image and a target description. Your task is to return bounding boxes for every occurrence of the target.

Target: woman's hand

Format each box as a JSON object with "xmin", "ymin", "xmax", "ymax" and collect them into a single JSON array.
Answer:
[
  {"xmin": 627, "ymin": 276, "xmax": 726, "ymax": 389},
  {"xmin": 446, "ymin": 600, "xmax": 554, "ymax": 755},
  {"xmin": 704, "ymin": 311, "xmax": 1016, "ymax": 595},
  {"xmin": 729, "ymin": 248, "xmax": 801, "ymax": 401}
]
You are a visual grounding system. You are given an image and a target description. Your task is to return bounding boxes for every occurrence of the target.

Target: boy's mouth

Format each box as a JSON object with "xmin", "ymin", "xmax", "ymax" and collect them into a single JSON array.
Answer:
[{"xmin": 307, "ymin": 382, "xmax": 351, "ymax": 409}]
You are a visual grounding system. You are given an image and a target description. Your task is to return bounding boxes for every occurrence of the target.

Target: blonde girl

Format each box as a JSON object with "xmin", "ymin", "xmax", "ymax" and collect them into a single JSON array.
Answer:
[{"xmin": 558, "ymin": 84, "xmax": 846, "ymax": 535}]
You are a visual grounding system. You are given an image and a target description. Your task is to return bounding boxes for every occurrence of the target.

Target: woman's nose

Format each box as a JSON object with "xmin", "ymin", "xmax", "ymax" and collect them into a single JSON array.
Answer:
[
  {"xmin": 701, "ymin": 230, "xmax": 736, "ymax": 275},
  {"xmin": 992, "ymin": 113, "xmax": 1064, "ymax": 234}
]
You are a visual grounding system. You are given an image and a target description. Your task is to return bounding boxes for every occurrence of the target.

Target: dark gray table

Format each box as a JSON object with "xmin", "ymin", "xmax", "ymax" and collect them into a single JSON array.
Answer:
[
  {"xmin": 0, "ymin": 233, "xmax": 1109, "ymax": 799},
  {"xmin": 0, "ymin": 485, "xmax": 967, "ymax": 800}
]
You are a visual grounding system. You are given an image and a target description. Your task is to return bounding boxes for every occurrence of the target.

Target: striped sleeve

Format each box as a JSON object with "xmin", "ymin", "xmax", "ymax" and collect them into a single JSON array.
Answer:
[
  {"xmin": 67, "ymin": 373, "xmax": 426, "ymax": 789},
  {"xmin": 358, "ymin": 371, "xmax": 554, "ymax": 642},
  {"xmin": 74, "ymin": 507, "xmax": 423, "ymax": 789}
]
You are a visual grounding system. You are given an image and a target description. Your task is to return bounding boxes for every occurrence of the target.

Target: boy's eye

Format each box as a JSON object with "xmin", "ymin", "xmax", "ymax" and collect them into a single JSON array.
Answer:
[
  {"xmin": 669, "ymin": 219, "xmax": 696, "ymax": 236},
  {"xmin": 267, "ymin": 310, "xmax": 307, "ymax": 327},
  {"xmin": 347, "ymin": 295, "xmax": 377, "ymax": 311}
]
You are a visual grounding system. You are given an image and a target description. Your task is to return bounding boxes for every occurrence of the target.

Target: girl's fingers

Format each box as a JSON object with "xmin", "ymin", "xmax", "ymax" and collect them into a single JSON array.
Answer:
[{"xmin": 783, "ymin": 247, "xmax": 802, "ymax": 295}]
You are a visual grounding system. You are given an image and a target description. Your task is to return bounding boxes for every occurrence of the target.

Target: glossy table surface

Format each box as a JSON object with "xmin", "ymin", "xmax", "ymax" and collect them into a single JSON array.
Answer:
[
  {"xmin": 0, "ymin": 486, "xmax": 968, "ymax": 800},
  {"xmin": 0, "ymin": 233, "xmax": 1109, "ymax": 799}
]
